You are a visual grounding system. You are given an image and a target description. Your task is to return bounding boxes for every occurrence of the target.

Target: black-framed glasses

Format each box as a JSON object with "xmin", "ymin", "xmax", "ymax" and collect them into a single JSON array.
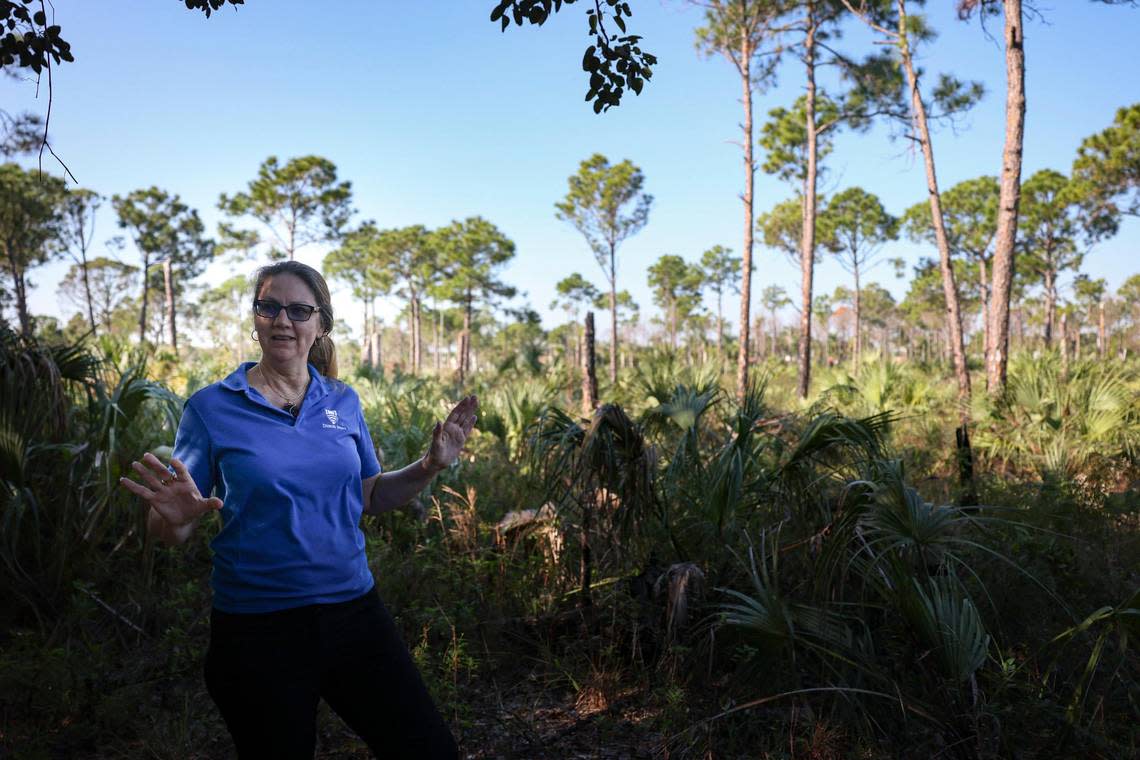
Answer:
[{"xmin": 253, "ymin": 299, "xmax": 323, "ymax": 322}]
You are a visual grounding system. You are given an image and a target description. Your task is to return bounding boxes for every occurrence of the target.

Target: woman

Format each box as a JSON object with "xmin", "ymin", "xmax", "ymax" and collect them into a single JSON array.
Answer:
[{"xmin": 120, "ymin": 261, "xmax": 471, "ymax": 758}]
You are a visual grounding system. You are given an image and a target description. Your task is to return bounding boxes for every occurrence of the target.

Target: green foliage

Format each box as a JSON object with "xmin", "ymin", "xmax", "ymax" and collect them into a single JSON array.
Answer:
[
  {"xmin": 1072, "ymin": 102, "xmax": 1140, "ymax": 228},
  {"xmin": 0, "ymin": 327, "xmax": 180, "ymax": 623},
  {"xmin": 550, "ymin": 272, "xmax": 600, "ymax": 318},
  {"xmin": 217, "ymin": 155, "xmax": 352, "ymax": 261},
  {"xmin": 555, "ymin": 153, "xmax": 652, "ymax": 282},
  {"xmin": 826, "ymin": 186, "xmax": 899, "ymax": 275},
  {"xmin": 492, "ymin": 0, "xmax": 657, "ymax": 113},
  {"xmin": 761, "ymin": 94, "xmax": 841, "ymax": 182},
  {"xmin": 0, "ymin": 1, "xmax": 73, "ymax": 74},
  {"xmin": 431, "ymin": 216, "xmax": 517, "ymax": 341},
  {"xmin": 647, "ymin": 254, "xmax": 702, "ymax": 347},
  {"xmin": 903, "ymin": 175, "xmax": 999, "ymax": 306},
  {"xmin": 693, "ymin": 0, "xmax": 784, "ymax": 87},
  {"xmin": 974, "ymin": 354, "xmax": 1140, "ymax": 478},
  {"xmin": 0, "ymin": 163, "xmax": 68, "ymax": 333},
  {"xmin": 758, "ymin": 196, "xmax": 834, "ymax": 263},
  {"xmin": 1017, "ymin": 169, "xmax": 1093, "ymax": 293}
]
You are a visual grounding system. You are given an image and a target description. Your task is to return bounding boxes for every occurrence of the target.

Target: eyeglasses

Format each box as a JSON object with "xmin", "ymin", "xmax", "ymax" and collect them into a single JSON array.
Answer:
[{"xmin": 253, "ymin": 299, "xmax": 324, "ymax": 322}]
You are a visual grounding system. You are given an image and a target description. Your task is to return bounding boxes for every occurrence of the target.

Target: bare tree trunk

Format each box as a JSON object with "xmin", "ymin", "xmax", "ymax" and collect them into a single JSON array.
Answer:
[
  {"xmin": 456, "ymin": 331, "xmax": 468, "ymax": 382},
  {"xmin": 163, "ymin": 259, "xmax": 177, "ymax": 354},
  {"xmin": 411, "ymin": 295, "xmax": 422, "ymax": 374},
  {"xmin": 370, "ymin": 331, "xmax": 382, "ymax": 370},
  {"xmin": 736, "ymin": 34, "xmax": 756, "ymax": 402},
  {"xmin": 608, "ymin": 245, "xmax": 618, "ymax": 385},
  {"xmin": 138, "ymin": 254, "xmax": 150, "ymax": 345},
  {"xmin": 1098, "ymin": 302, "xmax": 1106, "ymax": 358},
  {"xmin": 4, "ymin": 247, "xmax": 31, "ymax": 336},
  {"xmin": 979, "ymin": 257, "xmax": 989, "ymax": 387},
  {"xmin": 461, "ymin": 294, "xmax": 473, "ymax": 381},
  {"xmin": 716, "ymin": 292, "xmax": 724, "ymax": 359},
  {"xmin": 582, "ymin": 311, "xmax": 598, "ymax": 416},
  {"xmin": 987, "ymin": 0, "xmax": 1025, "ymax": 396},
  {"xmin": 1043, "ymin": 271, "xmax": 1056, "ymax": 348},
  {"xmin": 898, "ymin": 0, "xmax": 971, "ymax": 424},
  {"xmin": 81, "ymin": 253, "xmax": 97, "ymax": 336},
  {"xmin": 797, "ymin": 0, "xmax": 819, "ymax": 399},
  {"xmin": 670, "ymin": 302, "xmax": 677, "ymax": 349},
  {"xmin": 575, "ymin": 326, "xmax": 583, "ymax": 375},
  {"xmin": 854, "ymin": 266, "xmax": 862, "ymax": 368},
  {"xmin": 1060, "ymin": 311, "xmax": 1069, "ymax": 376},
  {"xmin": 434, "ymin": 306, "xmax": 442, "ymax": 374}
]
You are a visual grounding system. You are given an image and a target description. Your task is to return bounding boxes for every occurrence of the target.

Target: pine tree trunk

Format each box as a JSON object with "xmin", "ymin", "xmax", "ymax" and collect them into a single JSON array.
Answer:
[
  {"xmin": 138, "ymin": 254, "xmax": 150, "ymax": 345},
  {"xmin": 980, "ymin": 257, "xmax": 989, "ymax": 388},
  {"xmin": 898, "ymin": 0, "xmax": 971, "ymax": 424},
  {"xmin": 987, "ymin": 0, "xmax": 1025, "ymax": 396},
  {"xmin": 716, "ymin": 292, "xmax": 724, "ymax": 360},
  {"xmin": 1044, "ymin": 270, "xmax": 1056, "ymax": 348},
  {"xmin": 163, "ymin": 259, "xmax": 178, "ymax": 354},
  {"xmin": 797, "ymin": 1, "xmax": 819, "ymax": 400},
  {"xmin": 665, "ymin": 303, "xmax": 674, "ymax": 350},
  {"xmin": 1098, "ymin": 302, "xmax": 1106, "ymax": 358},
  {"xmin": 81, "ymin": 253, "xmax": 97, "ymax": 336},
  {"xmin": 4, "ymin": 245, "xmax": 30, "ymax": 336},
  {"xmin": 460, "ymin": 295, "xmax": 473, "ymax": 382},
  {"xmin": 736, "ymin": 34, "xmax": 756, "ymax": 402},
  {"xmin": 435, "ymin": 306, "xmax": 442, "ymax": 374},
  {"xmin": 582, "ymin": 311, "xmax": 598, "ymax": 416},
  {"xmin": 456, "ymin": 331, "xmax": 467, "ymax": 381},
  {"xmin": 370, "ymin": 331, "xmax": 382, "ymax": 370},
  {"xmin": 854, "ymin": 266, "xmax": 862, "ymax": 368},
  {"xmin": 412, "ymin": 294, "xmax": 422, "ymax": 374},
  {"xmin": 1060, "ymin": 311, "xmax": 1070, "ymax": 376},
  {"xmin": 608, "ymin": 247, "xmax": 618, "ymax": 385}
]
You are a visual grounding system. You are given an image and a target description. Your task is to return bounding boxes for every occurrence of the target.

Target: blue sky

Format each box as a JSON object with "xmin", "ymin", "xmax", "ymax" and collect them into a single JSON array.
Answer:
[{"xmin": 4, "ymin": 0, "xmax": 1138, "ymax": 340}]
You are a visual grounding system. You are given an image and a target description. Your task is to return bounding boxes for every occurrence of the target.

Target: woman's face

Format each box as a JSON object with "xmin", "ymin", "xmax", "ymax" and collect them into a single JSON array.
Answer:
[{"xmin": 253, "ymin": 273, "xmax": 324, "ymax": 369}]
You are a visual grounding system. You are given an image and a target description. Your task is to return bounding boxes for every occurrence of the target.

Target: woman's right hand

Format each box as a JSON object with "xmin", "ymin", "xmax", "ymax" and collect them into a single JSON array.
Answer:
[{"xmin": 120, "ymin": 452, "xmax": 222, "ymax": 527}]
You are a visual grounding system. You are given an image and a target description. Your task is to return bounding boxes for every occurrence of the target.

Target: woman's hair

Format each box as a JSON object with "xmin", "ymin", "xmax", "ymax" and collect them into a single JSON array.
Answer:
[{"xmin": 252, "ymin": 261, "xmax": 338, "ymax": 379}]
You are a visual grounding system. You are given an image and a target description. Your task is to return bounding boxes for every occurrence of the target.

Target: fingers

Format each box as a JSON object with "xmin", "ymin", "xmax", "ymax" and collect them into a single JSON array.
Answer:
[
  {"xmin": 205, "ymin": 496, "xmax": 224, "ymax": 512},
  {"xmin": 170, "ymin": 458, "xmax": 191, "ymax": 482},
  {"xmin": 446, "ymin": 395, "xmax": 477, "ymax": 419},
  {"xmin": 131, "ymin": 460, "xmax": 166, "ymax": 491},
  {"xmin": 119, "ymin": 474, "xmax": 155, "ymax": 501},
  {"xmin": 141, "ymin": 451, "xmax": 170, "ymax": 475},
  {"xmin": 447, "ymin": 395, "xmax": 478, "ymax": 431}
]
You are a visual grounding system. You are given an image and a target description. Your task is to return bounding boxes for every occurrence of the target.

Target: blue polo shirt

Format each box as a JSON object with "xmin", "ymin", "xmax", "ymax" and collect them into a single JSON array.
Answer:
[{"xmin": 173, "ymin": 362, "xmax": 382, "ymax": 613}]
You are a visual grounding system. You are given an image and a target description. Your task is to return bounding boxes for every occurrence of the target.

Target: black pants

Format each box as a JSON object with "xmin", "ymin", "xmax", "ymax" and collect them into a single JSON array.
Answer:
[{"xmin": 204, "ymin": 586, "xmax": 458, "ymax": 759}]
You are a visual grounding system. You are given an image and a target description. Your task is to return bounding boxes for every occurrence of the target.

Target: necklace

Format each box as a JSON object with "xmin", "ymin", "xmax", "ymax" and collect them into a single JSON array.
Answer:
[{"xmin": 252, "ymin": 364, "xmax": 309, "ymax": 416}]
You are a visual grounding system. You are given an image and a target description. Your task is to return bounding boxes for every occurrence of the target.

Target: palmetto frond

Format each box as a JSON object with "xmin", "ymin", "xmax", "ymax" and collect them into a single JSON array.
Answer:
[{"xmin": 895, "ymin": 575, "xmax": 990, "ymax": 684}]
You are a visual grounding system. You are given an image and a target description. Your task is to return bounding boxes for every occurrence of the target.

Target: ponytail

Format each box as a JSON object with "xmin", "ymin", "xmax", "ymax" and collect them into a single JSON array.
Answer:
[{"xmin": 309, "ymin": 332, "xmax": 338, "ymax": 380}]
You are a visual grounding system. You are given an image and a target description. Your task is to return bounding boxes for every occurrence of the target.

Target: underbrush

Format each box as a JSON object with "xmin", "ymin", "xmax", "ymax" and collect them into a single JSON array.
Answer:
[{"xmin": 1, "ymin": 336, "xmax": 1137, "ymax": 758}]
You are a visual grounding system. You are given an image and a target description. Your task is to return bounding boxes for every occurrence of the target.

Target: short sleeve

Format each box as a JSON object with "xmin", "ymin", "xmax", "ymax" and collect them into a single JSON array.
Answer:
[
  {"xmin": 173, "ymin": 401, "xmax": 214, "ymax": 497},
  {"xmin": 356, "ymin": 402, "xmax": 382, "ymax": 479}
]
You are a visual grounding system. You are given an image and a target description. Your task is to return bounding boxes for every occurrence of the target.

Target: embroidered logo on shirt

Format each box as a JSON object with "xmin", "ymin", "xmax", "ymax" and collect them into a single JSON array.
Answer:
[{"xmin": 322, "ymin": 408, "xmax": 347, "ymax": 431}]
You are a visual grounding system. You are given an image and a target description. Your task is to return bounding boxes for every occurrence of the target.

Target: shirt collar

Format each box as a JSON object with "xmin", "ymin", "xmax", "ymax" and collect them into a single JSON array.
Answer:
[{"xmin": 221, "ymin": 362, "xmax": 331, "ymax": 404}]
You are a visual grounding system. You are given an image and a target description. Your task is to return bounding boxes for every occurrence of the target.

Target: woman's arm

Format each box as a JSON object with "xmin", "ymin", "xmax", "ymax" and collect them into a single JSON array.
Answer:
[
  {"xmin": 362, "ymin": 456, "xmax": 446, "ymax": 516},
  {"xmin": 362, "ymin": 395, "xmax": 477, "ymax": 517}
]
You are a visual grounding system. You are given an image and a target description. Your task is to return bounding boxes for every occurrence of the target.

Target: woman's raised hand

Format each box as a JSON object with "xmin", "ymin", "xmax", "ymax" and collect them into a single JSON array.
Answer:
[
  {"xmin": 120, "ymin": 452, "xmax": 223, "ymax": 527},
  {"xmin": 424, "ymin": 395, "xmax": 478, "ymax": 473}
]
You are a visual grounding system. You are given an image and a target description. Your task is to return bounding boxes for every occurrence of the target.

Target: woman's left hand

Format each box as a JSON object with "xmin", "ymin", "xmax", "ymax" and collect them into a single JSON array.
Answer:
[{"xmin": 423, "ymin": 395, "xmax": 478, "ymax": 474}]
